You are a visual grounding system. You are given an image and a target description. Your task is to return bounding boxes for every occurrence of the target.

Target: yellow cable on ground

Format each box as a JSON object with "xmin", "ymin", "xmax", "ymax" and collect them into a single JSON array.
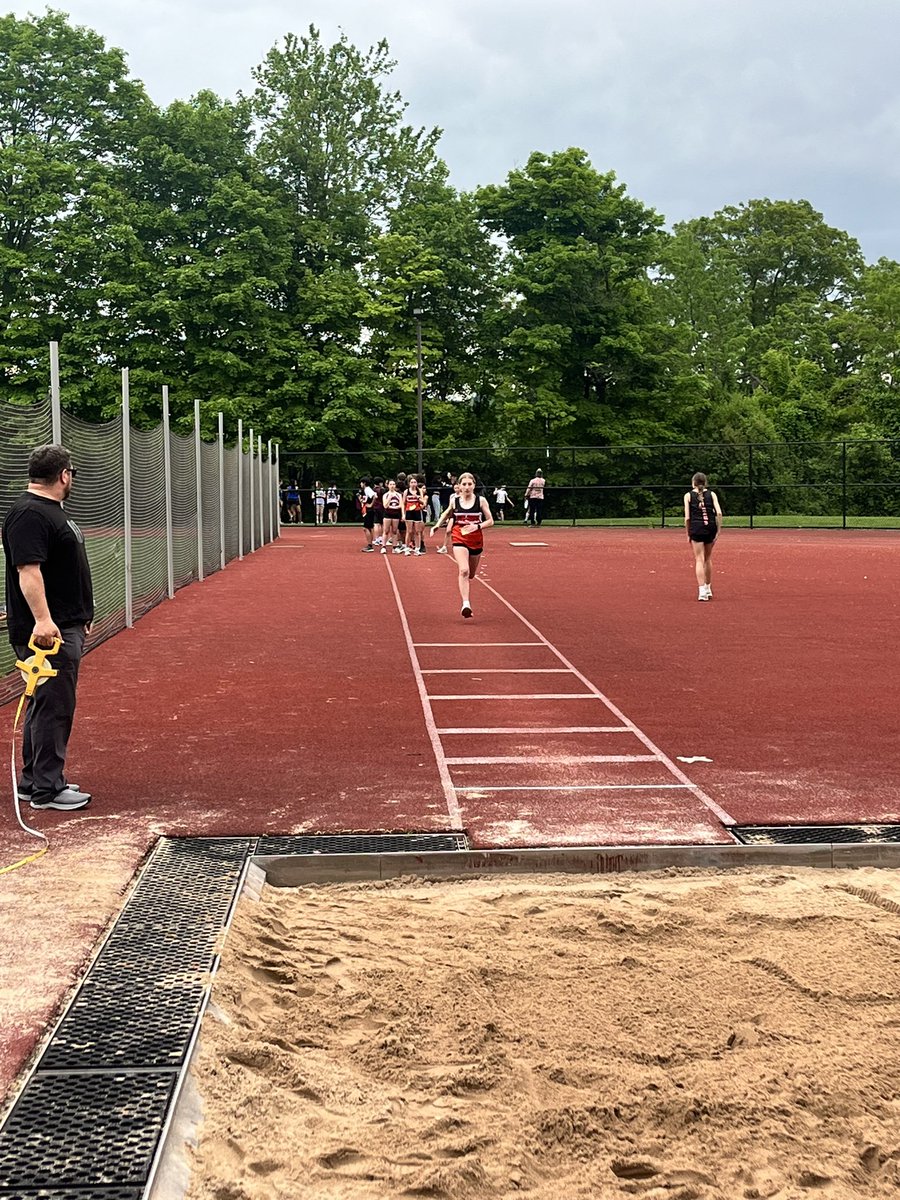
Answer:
[{"xmin": 1, "ymin": 638, "xmax": 59, "ymax": 876}]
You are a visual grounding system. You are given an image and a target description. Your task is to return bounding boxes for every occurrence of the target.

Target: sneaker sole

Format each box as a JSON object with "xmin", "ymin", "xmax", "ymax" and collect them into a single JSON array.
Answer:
[
  {"xmin": 30, "ymin": 796, "xmax": 91, "ymax": 811},
  {"xmin": 462, "ymin": 607, "xmax": 473, "ymax": 619}
]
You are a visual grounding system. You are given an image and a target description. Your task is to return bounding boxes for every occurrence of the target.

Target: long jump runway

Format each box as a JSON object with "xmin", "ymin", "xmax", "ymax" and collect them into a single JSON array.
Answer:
[{"xmin": 385, "ymin": 548, "xmax": 734, "ymax": 846}]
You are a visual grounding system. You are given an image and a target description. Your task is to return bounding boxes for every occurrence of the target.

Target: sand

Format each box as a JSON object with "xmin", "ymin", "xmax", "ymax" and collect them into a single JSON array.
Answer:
[{"xmin": 186, "ymin": 867, "xmax": 900, "ymax": 1199}]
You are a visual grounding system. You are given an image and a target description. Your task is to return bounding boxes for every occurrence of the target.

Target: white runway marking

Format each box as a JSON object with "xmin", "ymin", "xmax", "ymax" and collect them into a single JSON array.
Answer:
[
  {"xmin": 421, "ymin": 668, "xmax": 569, "ymax": 675},
  {"xmin": 474, "ymin": 577, "xmax": 737, "ymax": 827},
  {"xmin": 446, "ymin": 754, "xmax": 658, "ymax": 766},
  {"xmin": 430, "ymin": 693, "xmax": 597, "ymax": 701},
  {"xmin": 460, "ymin": 783, "xmax": 692, "ymax": 793},
  {"xmin": 509, "ymin": 542, "xmax": 549, "ymax": 547},
  {"xmin": 383, "ymin": 558, "xmax": 461, "ymax": 828},
  {"xmin": 414, "ymin": 641, "xmax": 543, "ymax": 647},
  {"xmin": 678, "ymin": 755, "xmax": 713, "ymax": 764},
  {"xmin": 437, "ymin": 726, "xmax": 631, "ymax": 735}
]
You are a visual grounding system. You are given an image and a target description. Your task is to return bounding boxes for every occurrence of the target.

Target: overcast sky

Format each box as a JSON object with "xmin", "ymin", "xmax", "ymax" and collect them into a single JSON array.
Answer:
[{"xmin": 11, "ymin": 1, "xmax": 900, "ymax": 261}]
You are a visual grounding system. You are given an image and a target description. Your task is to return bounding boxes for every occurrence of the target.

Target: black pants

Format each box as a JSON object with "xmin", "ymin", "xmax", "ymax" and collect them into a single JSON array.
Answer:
[
  {"xmin": 528, "ymin": 498, "xmax": 544, "ymax": 525},
  {"xmin": 15, "ymin": 626, "xmax": 85, "ymax": 800}
]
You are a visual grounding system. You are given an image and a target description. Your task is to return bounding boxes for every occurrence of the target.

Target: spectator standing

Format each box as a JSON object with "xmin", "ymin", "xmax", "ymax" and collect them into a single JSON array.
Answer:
[
  {"xmin": 492, "ymin": 484, "xmax": 513, "ymax": 521},
  {"xmin": 286, "ymin": 480, "xmax": 302, "ymax": 524},
  {"xmin": 325, "ymin": 484, "xmax": 340, "ymax": 524},
  {"xmin": 358, "ymin": 478, "xmax": 377, "ymax": 551},
  {"xmin": 524, "ymin": 469, "xmax": 546, "ymax": 526},
  {"xmin": 2, "ymin": 444, "xmax": 94, "ymax": 810},
  {"xmin": 313, "ymin": 480, "xmax": 326, "ymax": 524}
]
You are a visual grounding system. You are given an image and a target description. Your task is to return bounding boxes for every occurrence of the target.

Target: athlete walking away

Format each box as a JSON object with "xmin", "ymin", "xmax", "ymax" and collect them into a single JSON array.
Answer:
[
  {"xmin": 684, "ymin": 472, "xmax": 723, "ymax": 601},
  {"xmin": 431, "ymin": 471, "xmax": 493, "ymax": 618}
]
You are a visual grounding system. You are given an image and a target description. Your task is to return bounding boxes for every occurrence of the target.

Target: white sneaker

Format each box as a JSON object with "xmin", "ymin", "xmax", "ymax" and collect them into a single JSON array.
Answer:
[
  {"xmin": 698, "ymin": 587, "xmax": 710, "ymax": 601},
  {"xmin": 461, "ymin": 602, "xmax": 473, "ymax": 619},
  {"xmin": 436, "ymin": 545, "xmax": 448, "ymax": 555},
  {"xmin": 380, "ymin": 547, "xmax": 387, "ymax": 554},
  {"xmin": 404, "ymin": 546, "xmax": 412, "ymax": 555}
]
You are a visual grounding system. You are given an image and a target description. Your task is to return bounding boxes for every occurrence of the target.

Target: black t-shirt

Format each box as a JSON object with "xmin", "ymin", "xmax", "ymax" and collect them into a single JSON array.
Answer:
[{"xmin": 2, "ymin": 493, "xmax": 94, "ymax": 643}]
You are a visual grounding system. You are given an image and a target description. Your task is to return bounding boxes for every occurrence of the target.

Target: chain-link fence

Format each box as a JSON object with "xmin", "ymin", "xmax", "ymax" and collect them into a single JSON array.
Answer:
[
  {"xmin": 281, "ymin": 439, "xmax": 900, "ymax": 528},
  {"xmin": 1, "ymin": 375, "xmax": 279, "ymax": 705}
]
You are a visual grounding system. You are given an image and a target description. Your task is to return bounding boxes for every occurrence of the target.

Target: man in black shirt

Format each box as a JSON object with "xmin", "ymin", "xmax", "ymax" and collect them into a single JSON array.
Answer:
[{"xmin": 2, "ymin": 444, "xmax": 94, "ymax": 810}]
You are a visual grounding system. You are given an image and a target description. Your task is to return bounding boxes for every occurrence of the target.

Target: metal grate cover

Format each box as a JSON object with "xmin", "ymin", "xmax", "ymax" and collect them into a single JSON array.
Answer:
[
  {"xmin": 41, "ymin": 838, "xmax": 252, "ymax": 1071},
  {"xmin": 255, "ymin": 831, "xmax": 469, "ymax": 856},
  {"xmin": 734, "ymin": 824, "xmax": 900, "ymax": 845},
  {"xmin": 0, "ymin": 1074, "xmax": 175, "ymax": 1190},
  {"xmin": 6, "ymin": 1191, "xmax": 143, "ymax": 1199}
]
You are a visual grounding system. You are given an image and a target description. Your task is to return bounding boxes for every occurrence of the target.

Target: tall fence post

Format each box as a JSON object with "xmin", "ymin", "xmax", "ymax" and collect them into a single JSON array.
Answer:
[
  {"xmin": 218, "ymin": 412, "xmax": 226, "ymax": 570},
  {"xmin": 162, "ymin": 386, "xmax": 174, "ymax": 599},
  {"xmin": 257, "ymin": 434, "xmax": 264, "ymax": 545},
  {"xmin": 570, "ymin": 446, "xmax": 576, "ymax": 527},
  {"xmin": 748, "ymin": 442, "xmax": 754, "ymax": 530},
  {"xmin": 275, "ymin": 444, "xmax": 281, "ymax": 536},
  {"xmin": 842, "ymin": 441, "xmax": 848, "ymax": 529},
  {"xmin": 194, "ymin": 398, "xmax": 204, "ymax": 581},
  {"xmin": 248, "ymin": 427, "xmax": 255, "ymax": 551},
  {"xmin": 267, "ymin": 438, "xmax": 274, "ymax": 541},
  {"xmin": 122, "ymin": 369, "xmax": 133, "ymax": 628},
  {"xmin": 49, "ymin": 341, "xmax": 62, "ymax": 444},
  {"xmin": 237, "ymin": 418, "xmax": 244, "ymax": 560}
]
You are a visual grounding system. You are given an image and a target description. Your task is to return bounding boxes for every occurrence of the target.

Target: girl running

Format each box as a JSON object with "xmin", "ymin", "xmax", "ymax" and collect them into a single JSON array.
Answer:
[
  {"xmin": 431, "ymin": 472, "xmax": 493, "ymax": 617},
  {"xmin": 381, "ymin": 479, "xmax": 403, "ymax": 553},
  {"xmin": 684, "ymin": 472, "xmax": 723, "ymax": 601},
  {"xmin": 402, "ymin": 475, "xmax": 426, "ymax": 554}
]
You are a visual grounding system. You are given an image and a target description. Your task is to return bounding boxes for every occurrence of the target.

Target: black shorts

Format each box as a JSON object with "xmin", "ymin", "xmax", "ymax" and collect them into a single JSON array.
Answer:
[
  {"xmin": 383, "ymin": 510, "xmax": 401, "ymax": 521},
  {"xmin": 689, "ymin": 531, "xmax": 717, "ymax": 545},
  {"xmin": 363, "ymin": 512, "xmax": 375, "ymax": 530},
  {"xmin": 405, "ymin": 510, "xmax": 423, "ymax": 522},
  {"xmin": 453, "ymin": 543, "xmax": 483, "ymax": 557}
]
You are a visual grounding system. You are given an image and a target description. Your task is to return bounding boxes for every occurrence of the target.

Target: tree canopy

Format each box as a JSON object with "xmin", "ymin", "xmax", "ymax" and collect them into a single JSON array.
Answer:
[{"xmin": 1, "ymin": 10, "xmax": 898, "ymax": 466}]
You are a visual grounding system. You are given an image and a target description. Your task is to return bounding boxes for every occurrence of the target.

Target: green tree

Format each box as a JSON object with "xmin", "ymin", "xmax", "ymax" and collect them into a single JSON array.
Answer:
[
  {"xmin": 477, "ymin": 148, "xmax": 686, "ymax": 448},
  {"xmin": 248, "ymin": 27, "xmax": 444, "ymax": 450},
  {"xmin": 0, "ymin": 10, "xmax": 148, "ymax": 398}
]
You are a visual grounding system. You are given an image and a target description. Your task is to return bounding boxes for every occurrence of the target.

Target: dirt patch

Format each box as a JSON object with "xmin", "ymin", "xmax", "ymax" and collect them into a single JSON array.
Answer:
[{"xmin": 185, "ymin": 867, "xmax": 900, "ymax": 1199}]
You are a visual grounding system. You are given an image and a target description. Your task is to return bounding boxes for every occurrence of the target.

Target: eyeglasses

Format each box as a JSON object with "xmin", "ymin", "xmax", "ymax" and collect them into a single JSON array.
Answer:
[{"xmin": 63, "ymin": 466, "xmax": 77, "ymax": 478}]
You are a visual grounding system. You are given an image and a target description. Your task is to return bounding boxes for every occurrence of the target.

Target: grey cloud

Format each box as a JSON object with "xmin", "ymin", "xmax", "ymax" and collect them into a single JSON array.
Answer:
[{"xmin": 8, "ymin": 0, "xmax": 900, "ymax": 258}]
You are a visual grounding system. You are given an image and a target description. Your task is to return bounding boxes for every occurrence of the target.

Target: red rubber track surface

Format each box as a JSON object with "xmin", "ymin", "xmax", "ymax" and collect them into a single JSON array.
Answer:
[{"xmin": 2, "ymin": 524, "xmax": 899, "ymax": 1100}]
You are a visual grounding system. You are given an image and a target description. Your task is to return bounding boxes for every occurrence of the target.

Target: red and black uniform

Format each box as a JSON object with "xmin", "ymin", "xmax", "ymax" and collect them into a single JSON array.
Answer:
[
  {"xmin": 404, "ymin": 487, "xmax": 425, "ymax": 521},
  {"xmin": 450, "ymin": 494, "xmax": 486, "ymax": 555},
  {"xmin": 688, "ymin": 489, "xmax": 718, "ymax": 544}
]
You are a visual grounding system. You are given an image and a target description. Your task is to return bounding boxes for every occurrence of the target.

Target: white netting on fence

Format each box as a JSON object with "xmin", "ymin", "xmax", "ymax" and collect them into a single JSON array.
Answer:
[{"xmin": 1, "ymin": 381, "xmax": 279, "ymax": 705}]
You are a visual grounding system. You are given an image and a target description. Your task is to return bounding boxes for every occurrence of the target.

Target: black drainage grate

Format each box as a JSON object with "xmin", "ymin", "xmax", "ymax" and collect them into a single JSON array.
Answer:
[
  {"xmin": 0, "ymin": 1073, "xmax": 176, "ymax": 1191},
  {"xmin": 734, "ymin": 824, "xmax": 900, "ymax": 845},
  {"xmin": 5, "ymin": 1190, "xmax": 143, "ymax": 1199},
  {"xmin": 255, "ymin": 831, "xmax": 469, "ymax": 855},
  {"xmin": 41, "ymin": 838, "xmax": 252, "ymax": 1071}
]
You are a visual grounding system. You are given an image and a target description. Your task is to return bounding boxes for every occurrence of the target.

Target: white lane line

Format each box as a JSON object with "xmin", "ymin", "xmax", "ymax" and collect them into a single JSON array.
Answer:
[
  {"xmin": 422, "ymin": 668, "xmax": 569, "ymax": 675},
  {"xmin": 383, "ymin": 559, "xmax": 462, "ymax": 828},
  {"xmin": 459, "ymin": 783, "xmax": 692, "ymax": 792},
  {"xmin": 430, "ymin": 693, "xmax": 598, "ymax": 701},
  {"xmin": 414, "ymin": 642, "xmax": 543, "ymax": 647},
  {"xmin": 446, "ymin": 754, "xmax": 659, "ymax": 766},
  {"xmin": 437, "ymin": 726, "xmax": 631, "ymax": 734},
  {"xmin": 475, "ymin": 577, "xmax": 737, "ymax": 826}
]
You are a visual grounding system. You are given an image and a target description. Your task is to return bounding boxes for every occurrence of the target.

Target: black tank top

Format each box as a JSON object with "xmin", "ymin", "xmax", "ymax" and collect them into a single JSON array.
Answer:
[{"xmin": 688, "ymin": 489, "xmax": 717, "ymax": 536}]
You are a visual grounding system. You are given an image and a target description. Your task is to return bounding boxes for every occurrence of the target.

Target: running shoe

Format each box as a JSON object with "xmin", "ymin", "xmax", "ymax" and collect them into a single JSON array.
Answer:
[
  {"xmin": 698, "ymin": 588, "xmax": 710, "ymax": 601},
  {"xmin": 30, "ymin": 787, "xmax": 92, "ymax": 811},
  {"xmin": 461, "ymin": 602, "xmax": 473, "ymax": 619},
  {"xmin": 436, "ymin": 545, "xmax": 448, "ymax": 555},
  {"xmin": 362, "ymin": 545, "xmax": 375, "ymax": 552},
  {"xmin": 380, "ymin": 547, "xmax": 387, "ymax": 554},
  {"xmin": 18, "ymin": 781, "xmax": 81, "ymax": 801}
]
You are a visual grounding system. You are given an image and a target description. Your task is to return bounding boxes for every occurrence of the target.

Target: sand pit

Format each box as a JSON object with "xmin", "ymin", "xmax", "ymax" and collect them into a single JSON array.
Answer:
[{"xmin": 185, "ymin": 867, "xmax": 900, "ymax": 1199}]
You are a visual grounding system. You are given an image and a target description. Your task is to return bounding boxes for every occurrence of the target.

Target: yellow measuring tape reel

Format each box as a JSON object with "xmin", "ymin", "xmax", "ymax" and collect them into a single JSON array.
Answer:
[{"xmin": 1, "ymin": 636, "xmax": 61, "ymax": 876}]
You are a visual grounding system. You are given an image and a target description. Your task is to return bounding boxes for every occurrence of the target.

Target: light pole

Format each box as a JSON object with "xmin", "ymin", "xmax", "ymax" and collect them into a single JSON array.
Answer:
[{"xmin": 413, "ymin": 307, "xmax": 424, "ymax": 476}]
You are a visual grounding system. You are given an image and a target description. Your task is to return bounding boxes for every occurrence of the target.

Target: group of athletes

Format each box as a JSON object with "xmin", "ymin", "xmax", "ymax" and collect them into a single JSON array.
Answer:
[
  {"xmin": 354, "ymin": 468, "xmax": 723, "ymax": 618},
  {"xmin": 357, "ymin": 471, "xmax": 492, "ymax": 617}
]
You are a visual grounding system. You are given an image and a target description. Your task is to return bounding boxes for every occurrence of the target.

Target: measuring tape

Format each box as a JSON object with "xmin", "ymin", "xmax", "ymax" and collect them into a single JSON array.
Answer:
[{"xmin": 1, "ymin": 636, "xmax": 61, "ymax": 876}]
